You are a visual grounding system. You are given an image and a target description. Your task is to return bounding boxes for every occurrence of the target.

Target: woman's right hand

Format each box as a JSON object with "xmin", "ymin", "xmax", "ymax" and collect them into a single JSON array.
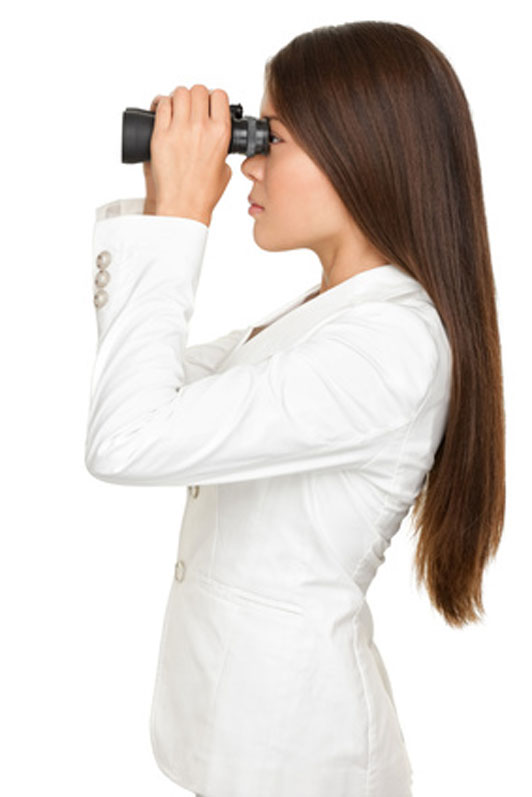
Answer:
[{"xmin": 142, "ymin": 95, "xmax": 162, "ymax": 213}]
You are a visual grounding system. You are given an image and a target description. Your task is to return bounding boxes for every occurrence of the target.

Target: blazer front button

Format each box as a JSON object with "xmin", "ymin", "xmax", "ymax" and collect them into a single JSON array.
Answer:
[
  {"xmin": 174, "ymin": 560, "xmax": 186, "ymax": 582},
  {"xmin": 188, "ymin": 485, "xmax": 200, "ymax": 498},
  {"xmin": 94, "ymin": 289, "xmax": 108, "ymax": 308},
  {"xmin": 96, "ymin": 250, "xmax": 112, "ymax": 269}
]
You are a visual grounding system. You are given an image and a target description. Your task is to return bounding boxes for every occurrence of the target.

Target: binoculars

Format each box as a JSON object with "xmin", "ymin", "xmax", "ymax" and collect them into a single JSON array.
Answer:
[{"xmin": 122, "ymin": 103, "xmax": 271, "ymax": 163}]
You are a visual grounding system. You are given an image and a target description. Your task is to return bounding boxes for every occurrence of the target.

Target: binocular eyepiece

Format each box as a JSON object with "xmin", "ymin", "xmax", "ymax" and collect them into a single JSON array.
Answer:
[{"xmin": 122, "ymin": 103, "xmax": 271, "ymax": 163}]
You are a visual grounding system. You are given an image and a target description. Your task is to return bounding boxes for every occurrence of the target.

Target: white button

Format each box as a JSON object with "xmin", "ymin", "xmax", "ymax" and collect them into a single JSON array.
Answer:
[
  {"xmin": 96, "ymin": 250, "xmax": 112, "ymax": 269},
  {"xmin": 94, "ymin": 289, "xmax": 108, "ymax": 308},
  {"xmin": 95, "ymin": 270, "xmax": 110, "ymax": 288},
  {"xmin": 174, "ymin": 560, "xmax": 186, "ymax": 582},
  {"xmin": 188, "ymin": 485, "xmax": 200, "ymax": 498}
]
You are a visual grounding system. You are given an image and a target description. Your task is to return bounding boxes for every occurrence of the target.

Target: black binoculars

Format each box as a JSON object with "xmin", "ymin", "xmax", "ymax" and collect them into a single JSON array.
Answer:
[{"xmin": 122, "ymin": 103, "xmax": 271, "ymax": 163}]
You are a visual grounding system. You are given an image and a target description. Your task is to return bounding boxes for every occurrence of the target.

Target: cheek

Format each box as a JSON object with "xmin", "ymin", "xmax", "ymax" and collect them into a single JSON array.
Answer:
[{"xmin": 268, "ymin": 151, "xmax": 331, "ymax": 224}]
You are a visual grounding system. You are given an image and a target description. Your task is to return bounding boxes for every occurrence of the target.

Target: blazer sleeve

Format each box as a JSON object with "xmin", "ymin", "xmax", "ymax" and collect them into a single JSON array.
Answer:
[
  {"xmin": 93, "ymin": 197, "xmax": 249, "ymax": 383},
  {"xmin": 85, "ymin": 208, "xmax": 439, "ymax": 487}
]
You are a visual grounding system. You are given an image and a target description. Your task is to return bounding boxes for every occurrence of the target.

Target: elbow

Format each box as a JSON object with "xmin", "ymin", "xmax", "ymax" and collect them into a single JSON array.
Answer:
[
  {"xmin": 84, "ymin": 435, "xmax": 129, "ymax": 484},
  {"xmin": 84, "ymin": 433, "xmax": 188, "ymax": 486},
  {"xmin": 84, "ymin": 419, "xmax": 192, "ymax": 486},
  {"xmin": 84, "ymin": 416, "xmax": 149, "ymax": 483},
  {"xmin": 85, "ymin": 442, "xmax": 118, "ymax": 483}
]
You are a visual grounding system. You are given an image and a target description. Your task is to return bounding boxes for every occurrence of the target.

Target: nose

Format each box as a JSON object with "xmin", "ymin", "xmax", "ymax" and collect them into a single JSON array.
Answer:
[{"xmin": 241, "ymin": 153, "xmax": 265, "ymax": 181}]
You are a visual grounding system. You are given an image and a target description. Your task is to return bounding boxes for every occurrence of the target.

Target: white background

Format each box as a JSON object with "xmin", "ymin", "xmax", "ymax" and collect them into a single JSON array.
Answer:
[{"xmin": 1, "ymin": 1, "xmax": 530, "ymax": 795}]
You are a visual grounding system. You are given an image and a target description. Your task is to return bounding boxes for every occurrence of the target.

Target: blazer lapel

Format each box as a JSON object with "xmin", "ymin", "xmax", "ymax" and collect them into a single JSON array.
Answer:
[{"xmin": 218, "ymin": 264, "xmax": 432, "ymax": 372}]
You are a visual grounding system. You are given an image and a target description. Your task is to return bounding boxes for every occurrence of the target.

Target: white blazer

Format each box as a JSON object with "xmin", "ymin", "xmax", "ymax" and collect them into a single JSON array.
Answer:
[{"xmin": 85, "ymin": 198, "xmax": 452, "ymax": 797}]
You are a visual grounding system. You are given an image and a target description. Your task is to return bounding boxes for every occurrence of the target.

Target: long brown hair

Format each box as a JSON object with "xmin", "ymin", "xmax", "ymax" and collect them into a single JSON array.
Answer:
[{"xmin": 265, "ymin": 21, "xmax": 505, "ymax": 628}]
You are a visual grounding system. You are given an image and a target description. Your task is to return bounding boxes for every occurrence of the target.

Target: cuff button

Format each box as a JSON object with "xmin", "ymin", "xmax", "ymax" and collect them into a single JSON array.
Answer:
[
  {"xmin": 95, "ymin": 270, "xmax": 110, "ymax": 288},
  {"xmin": 94, "ymin": 289, "xmax": 109, "ymax": 308},
  {"xmin": 174, "ymin": 560, "xmax": 186, "ymax": 582},
  {"xmin": 96, "ymin": 250, "xmax": 112, "ymax": 269}
]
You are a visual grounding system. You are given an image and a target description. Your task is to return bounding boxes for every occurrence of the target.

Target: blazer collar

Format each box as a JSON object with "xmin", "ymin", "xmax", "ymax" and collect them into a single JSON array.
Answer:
[{"xmin": 218, "ymin": 263, "xmax": 432, "ymax": 372}]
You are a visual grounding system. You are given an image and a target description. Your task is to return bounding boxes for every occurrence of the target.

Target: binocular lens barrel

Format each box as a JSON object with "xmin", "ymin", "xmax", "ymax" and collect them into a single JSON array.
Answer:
[{"xmin": 122, "ymin": 103, "xmax": 271, "ymax": 163}]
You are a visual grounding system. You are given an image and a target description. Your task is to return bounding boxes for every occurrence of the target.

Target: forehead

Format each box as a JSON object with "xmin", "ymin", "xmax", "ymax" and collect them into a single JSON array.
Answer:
[{"xmin": 259, "ymin": 91, "xmax": 277, "ymax": 117}]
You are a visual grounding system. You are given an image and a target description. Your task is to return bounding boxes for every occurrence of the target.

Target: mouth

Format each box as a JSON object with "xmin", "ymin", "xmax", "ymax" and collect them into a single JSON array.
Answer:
[{"xmin": 248, "ymin": 194, "xmax": 265, "ymax": 209}]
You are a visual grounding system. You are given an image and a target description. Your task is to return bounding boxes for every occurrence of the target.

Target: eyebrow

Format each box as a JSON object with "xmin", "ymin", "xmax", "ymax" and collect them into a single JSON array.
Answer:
[{"xmin": 262, "ymin": 115, "xmax": 283, "ymax": 123}]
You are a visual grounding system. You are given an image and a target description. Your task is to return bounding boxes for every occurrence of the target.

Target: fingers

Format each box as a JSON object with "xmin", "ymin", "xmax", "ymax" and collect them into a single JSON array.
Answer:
[
  {"xmin": 209, "ymin": 88, "xmax": 231, "ymax": 127},
  {"xmin": 170, "ymin": 85, "xmax": 190, "ymax": 124},
  {"xmin": 186, "ymin": 84, "xmax": 209, "ymax": 124},
  {"xmin": 153, "ymin": 85, "xmax": 229, "ymax": 129},
  {"xmin": 152, "ymin": 95, "xmax": 172, "ymax": 132}
]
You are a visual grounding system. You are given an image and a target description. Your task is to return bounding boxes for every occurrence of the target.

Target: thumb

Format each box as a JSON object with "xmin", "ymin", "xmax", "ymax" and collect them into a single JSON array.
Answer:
[{"xmin": 223, "ymin": 162, "xmax": 232, "ymax": 186}]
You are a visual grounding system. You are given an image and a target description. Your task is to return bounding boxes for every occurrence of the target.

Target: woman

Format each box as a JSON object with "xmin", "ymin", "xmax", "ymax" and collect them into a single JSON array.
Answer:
[{"xmin": 86, "ymin": 20, "xmax": 505, "ymax": 797}]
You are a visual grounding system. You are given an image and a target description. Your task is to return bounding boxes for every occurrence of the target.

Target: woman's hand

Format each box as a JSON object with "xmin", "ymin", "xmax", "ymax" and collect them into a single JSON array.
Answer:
[
  {"xmin": 142, "ymin": 94, "xmax": 161, "ymax": 214},
  {"xmin": 149, "ymin": 84, "xmax": 233, "ymax": 226}
]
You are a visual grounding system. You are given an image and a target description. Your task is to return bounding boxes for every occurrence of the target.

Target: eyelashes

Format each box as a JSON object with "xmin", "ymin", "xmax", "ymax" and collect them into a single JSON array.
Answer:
[{"xmin": 269, "ymin": 134, "xmax": 282, "ymax": 145}]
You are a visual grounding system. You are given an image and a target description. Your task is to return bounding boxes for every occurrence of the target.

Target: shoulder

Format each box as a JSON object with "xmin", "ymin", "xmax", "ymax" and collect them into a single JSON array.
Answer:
[
  {"xmin": 318, "ymin": 299, "xmax": 441, "ymax": 366},
  {"xmin": 301, "ymin": 299, "xmax": 449, "ymax": 418}
]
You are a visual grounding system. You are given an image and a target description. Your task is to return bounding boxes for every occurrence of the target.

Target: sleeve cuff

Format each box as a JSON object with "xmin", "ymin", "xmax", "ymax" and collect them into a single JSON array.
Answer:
[
  {"xmin": 95, "ymin": 197, "xmax": 146, "ymax": 221},
  {"xmin": 94, "ymin": 197, "xmax": 210, "ymax": 232}
]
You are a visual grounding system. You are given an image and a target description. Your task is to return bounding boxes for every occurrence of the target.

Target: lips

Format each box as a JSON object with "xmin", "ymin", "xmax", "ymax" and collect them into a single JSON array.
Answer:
[{"xmin": 248, "ymin": 194, "xmax": 264, "ymax": 209}]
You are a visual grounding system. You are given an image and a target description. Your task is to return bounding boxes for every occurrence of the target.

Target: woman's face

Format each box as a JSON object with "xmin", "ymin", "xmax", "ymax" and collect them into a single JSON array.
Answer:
[{"xmin": 241, "ymin": 89, "xmax": 389, "ymax": 288}]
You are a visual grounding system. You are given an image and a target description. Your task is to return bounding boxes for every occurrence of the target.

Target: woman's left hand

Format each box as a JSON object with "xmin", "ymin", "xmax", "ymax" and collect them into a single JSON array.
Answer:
[{"xmin": 151, "ymin": 84, "xmax": 233, "ymax": 226}]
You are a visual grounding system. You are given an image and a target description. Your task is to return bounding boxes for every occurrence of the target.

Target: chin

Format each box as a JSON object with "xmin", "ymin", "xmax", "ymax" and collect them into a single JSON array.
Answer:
[{"xmin": 252, "ymin": 226, "xmax": 295, "ymax": 253}]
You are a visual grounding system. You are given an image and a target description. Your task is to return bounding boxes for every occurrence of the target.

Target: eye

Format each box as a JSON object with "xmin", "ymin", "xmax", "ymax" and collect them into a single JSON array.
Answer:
[{"xmin": 268, "ymin": 133, "xmax": 282, "ymax": 145}]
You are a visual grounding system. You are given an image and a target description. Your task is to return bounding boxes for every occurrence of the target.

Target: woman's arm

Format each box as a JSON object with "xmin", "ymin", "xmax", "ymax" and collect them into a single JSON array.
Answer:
[
  {"xmin": 85, "ymin": 209, "xmax": 440, "ymax": 487},
  {"xmin": 92, "ymin": 198, "xmax": 248, "ymax": 380}
]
